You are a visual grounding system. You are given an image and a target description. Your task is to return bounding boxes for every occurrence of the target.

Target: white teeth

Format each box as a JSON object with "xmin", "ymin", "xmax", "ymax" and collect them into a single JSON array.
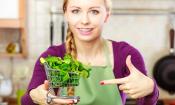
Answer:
[{"xmin": 79, "ymin": 28, "xmax": 92, "ymax": 32}]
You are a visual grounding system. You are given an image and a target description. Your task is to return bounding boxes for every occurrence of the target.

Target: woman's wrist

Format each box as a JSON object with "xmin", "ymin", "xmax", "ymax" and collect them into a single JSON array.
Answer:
[
  {"xmin": 29, "ymin": 88, "xmax": 47, "ymax": 105},
  {"xmin": 29, "ymin": 89, "xmax": 39, "ymax": 104}
]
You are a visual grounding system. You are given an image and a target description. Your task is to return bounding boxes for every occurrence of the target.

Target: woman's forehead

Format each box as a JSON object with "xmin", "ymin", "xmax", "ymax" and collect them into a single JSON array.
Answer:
[{"xmin": 67, "ymin": 0, "xmax": 106, "ymax": 8}]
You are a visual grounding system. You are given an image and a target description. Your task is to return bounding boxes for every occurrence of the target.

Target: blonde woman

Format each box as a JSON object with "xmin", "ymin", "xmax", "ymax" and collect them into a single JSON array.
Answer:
[{"xmin": 22, "ymin": 0, "xmax": 159, "ymax": 104}]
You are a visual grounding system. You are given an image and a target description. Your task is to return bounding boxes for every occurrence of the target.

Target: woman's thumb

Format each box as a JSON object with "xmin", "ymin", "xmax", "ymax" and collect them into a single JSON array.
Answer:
[
  {"xmin": 126, "ymin": 55, "xmax": 134, "ymax": 71},
  {"xmin": 44, "ymin": 80, "xmax": 49, "ymax": 90}
]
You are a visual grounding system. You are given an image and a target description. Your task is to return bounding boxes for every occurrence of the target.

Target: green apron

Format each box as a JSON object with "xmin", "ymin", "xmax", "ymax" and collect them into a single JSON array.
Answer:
[{"xmin": 74, "ymin": 42, "xmax": 122, "ymax": 105}]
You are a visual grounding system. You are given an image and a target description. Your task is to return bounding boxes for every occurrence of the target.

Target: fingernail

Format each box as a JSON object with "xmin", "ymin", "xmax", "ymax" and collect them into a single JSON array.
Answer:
[{"xmin": 100, "ymin": 82, "xmax": 104, "ymax": 85}]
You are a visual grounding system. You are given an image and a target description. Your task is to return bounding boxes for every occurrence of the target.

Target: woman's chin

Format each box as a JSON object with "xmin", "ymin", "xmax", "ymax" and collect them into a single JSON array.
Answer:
[
  {"xmin": 77, "ymin": 37, "xmax": 94, "ymax": 42},
  {"xmin": 77, "ymin": 36, "xmax": 99, "ymax": 43}
]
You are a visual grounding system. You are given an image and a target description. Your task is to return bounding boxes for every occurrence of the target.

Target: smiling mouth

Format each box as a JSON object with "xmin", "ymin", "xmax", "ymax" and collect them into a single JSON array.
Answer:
[{"xmin": 77, "ymin": 28, "xmax": 93, "ymax": 35}]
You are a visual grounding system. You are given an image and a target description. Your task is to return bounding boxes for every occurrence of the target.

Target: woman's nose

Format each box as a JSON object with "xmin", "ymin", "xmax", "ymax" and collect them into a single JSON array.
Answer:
[{"xmin": 80, "ymin": 13, "xmax": 90, "ymax": 25}]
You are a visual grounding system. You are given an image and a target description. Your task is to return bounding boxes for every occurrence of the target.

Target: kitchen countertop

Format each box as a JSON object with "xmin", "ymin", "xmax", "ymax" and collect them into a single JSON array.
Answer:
[{"xmin": 2, "ymin": 97, "xmax": 17, "ymax": 105}]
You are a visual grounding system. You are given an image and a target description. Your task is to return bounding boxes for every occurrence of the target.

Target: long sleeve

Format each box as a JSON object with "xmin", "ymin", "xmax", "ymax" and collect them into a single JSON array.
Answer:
[
  {"xmin": 112, "ymin": 41, "xmax": 159, "ymax": 105},
  {"xmin": 21, "ymin": 93, "xmax": 37, "ymax": 105},
  {"xmin": 21, "ymin": 52, "xmax": 49, "ymax": 105},
  {"xmin": 21, "ymin": 58, "xmax": 47, "ymax": 105},
  {"xmin": 21, "ymin": 45, "xmax": 65, "ymax": 105}
]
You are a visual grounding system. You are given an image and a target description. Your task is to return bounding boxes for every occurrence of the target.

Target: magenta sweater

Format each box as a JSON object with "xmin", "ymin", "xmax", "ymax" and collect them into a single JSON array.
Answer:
[{"xmin": 21, "ymin": 41, "xmax": 159, "ymax": 105}]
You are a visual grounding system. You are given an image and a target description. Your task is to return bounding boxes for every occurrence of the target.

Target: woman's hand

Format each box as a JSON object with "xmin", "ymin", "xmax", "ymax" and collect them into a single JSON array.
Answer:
[
  {"xmin": 29, "ymin": 80, "xmax": 74, "ymax": 105},
  {"xmin": 100, "ymin": 55, "xmax": 154, "ymax": 99}
]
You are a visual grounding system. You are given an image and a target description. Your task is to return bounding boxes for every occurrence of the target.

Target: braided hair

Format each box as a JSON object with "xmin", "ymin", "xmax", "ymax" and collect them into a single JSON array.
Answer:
[
  {"xmin": 65, "ymin": 27, "xmax": 77, "ymax": 97},
  {"xmin": 63, "ymin": 0, "xmax": 77, "ymax": 98}
]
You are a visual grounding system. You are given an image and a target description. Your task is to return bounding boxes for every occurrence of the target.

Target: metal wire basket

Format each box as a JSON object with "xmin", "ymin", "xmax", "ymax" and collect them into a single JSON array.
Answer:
[
  {"xmin": 42, "ymin": 58, "xmax": 80, "ymax": 104},
  {"xmin": 46, "ymin": 67, "xmax": 80, "ymax": 88}
]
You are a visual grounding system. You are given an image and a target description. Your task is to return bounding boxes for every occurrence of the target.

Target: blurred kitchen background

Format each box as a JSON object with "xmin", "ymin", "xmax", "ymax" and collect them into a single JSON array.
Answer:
[{"xmin": 0, "ymin": 0, "xmax": 175, "ymax": 105}]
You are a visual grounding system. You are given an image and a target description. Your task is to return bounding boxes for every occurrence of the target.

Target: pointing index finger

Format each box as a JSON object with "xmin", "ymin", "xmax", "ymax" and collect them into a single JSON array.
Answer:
[{"xmin": 100, "ymin": 77, "xmax": 128, "ymax": 85}]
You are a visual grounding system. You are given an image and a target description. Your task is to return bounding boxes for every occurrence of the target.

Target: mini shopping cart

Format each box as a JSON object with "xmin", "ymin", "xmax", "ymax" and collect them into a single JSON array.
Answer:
[{"xmin": 40, "ymin": 58, "xmax": 80, "ymax": 104}]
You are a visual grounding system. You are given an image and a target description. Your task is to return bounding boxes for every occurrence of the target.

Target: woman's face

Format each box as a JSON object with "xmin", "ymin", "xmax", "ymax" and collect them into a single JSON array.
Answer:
[{"xmin": 64, "ymin": 0, "xmax": 109, "ymax": 42}]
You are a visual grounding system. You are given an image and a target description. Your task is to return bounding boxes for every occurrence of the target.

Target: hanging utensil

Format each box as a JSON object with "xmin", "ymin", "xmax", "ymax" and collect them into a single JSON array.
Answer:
[
  {"xmin": 61, "ymin": 21, "xmax": 65, "ymax": 43},
  {"xmin": 153, "ymin": 28, "xmax": 175, "ymax": 94},
  {"xmin": 50, "ymin": 15, "xmax": 54, "ymax": 46}
]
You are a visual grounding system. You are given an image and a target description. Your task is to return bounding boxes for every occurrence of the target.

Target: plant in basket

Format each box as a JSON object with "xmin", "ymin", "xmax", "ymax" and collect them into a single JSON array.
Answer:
[{"xmin": 40, "ymin": 54, "xmax": 91, "ymax": 88}]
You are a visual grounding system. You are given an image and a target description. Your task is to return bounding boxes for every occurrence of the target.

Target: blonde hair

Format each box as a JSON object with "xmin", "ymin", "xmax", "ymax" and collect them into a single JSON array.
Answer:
[{"xmin": 62, "ymin": 0, "xmax": 112, "ymax": 98}]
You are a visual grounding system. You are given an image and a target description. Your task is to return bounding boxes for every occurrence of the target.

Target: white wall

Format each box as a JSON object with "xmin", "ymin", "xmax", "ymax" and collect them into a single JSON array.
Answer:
[{"xmin": 0, "ymin": 0, "xmax": 175, "ymax": 99}]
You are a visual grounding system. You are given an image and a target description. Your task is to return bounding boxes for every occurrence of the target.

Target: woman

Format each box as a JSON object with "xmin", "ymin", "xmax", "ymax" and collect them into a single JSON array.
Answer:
[{"xmin": 21, "ymin": 0, "xmax": 159, "ymax": 104}]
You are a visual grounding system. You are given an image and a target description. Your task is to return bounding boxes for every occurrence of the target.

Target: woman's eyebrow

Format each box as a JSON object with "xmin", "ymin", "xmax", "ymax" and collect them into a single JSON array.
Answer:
[
  {"xmin": 89, "ymin": 7, "xmax": 100, "ymax": 9},
  {"xmin": 69, "ymin": 6, "xmax": 100, "ymax": 10},
  {"xmin": 69, "ymin": 6, "xmax": 80, "ymax": 9}
]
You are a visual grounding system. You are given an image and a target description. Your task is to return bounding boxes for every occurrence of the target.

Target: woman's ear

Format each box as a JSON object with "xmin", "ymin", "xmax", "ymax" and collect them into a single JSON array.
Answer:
[{"xmin": 104, "ymin": 12, "xmax": 110, "ymax": 23}]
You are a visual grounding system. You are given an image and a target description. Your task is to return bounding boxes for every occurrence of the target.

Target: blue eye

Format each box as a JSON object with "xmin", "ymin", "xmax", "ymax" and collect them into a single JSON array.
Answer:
[
  {"xmin": 71, "ymin": 9, "xmax": 80, "ymax": 14},
  {"xmin": 90, "ymin": 10, "xmax": 99, "ymax": 15}
]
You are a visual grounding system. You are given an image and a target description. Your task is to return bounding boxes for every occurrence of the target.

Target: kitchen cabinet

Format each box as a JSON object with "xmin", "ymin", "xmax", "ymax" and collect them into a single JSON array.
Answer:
[{"xmin": 0, "ymin": 0, "xmax": 27, "ymax": 58}]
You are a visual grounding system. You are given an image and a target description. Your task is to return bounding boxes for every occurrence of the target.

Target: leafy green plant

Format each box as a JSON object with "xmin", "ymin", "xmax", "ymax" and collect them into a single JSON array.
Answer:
[{"xmin": 40, "ymin": 54, "xmax": 91, "ymax": 87}]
